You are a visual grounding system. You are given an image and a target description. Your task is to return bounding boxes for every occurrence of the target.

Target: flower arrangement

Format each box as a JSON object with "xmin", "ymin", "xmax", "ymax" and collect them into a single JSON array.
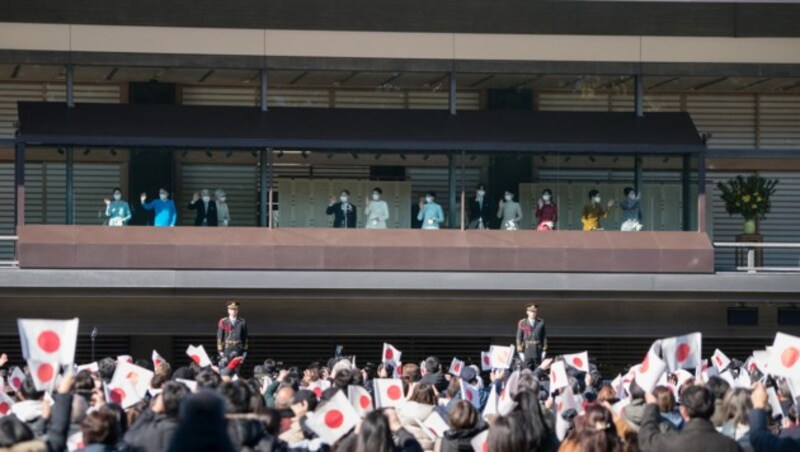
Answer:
[{"xmin": 717, "ymin": 175, "xmax": 778, "ymax": 221}]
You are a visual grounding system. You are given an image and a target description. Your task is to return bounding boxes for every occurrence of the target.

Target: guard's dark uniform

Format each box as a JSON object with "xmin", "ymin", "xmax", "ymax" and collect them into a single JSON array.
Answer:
[
  {"xmin": 516, "ymin": 317, "xmax": 547, "ymax": 369},
  {"xmin": 217, "ymin": 316, "xmax": 248, "ymax": 362}
]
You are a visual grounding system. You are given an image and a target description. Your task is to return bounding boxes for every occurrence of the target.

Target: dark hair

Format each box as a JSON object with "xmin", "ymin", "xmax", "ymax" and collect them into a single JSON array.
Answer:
[
  {"xmin": 513, "ymin": 389, "xmax": 552, "ymax": 449},
  {"xmin": 105, "ymin": 403, "xmax": 129, "ymax": 436},
  {"xmin": 74, "ymin": 370, "xmax": 96, "ymax": 401},
  {"xmin": 134, "ymin": 358, "xmax": 153, "ymax": 371},
  {"xmin": 112, "ymin": 187, "xmax": 122, "ymax": 194},
  {"xmin": 681, "ymin": 385, "xmax": 716, "ymax": 419},
  {"xmin": 159, "ymin": 188, "xmax": 170, "ymax": 195},
  {"xmin": 196, "ymin": 369, "xmax": 222, "ymax": 390},
  {"xmin": 0, "ymin": 416, "xmax": 34, "ymax": 447},
  {"xmin": 333, "ymin": 368, "xmax": 356, "ymax": 391},
  {"xmin": 82, "ymin": 407, "xmax": 120, "ymax": 446},
  {"xmin": 292, "ymin": 389, "xmax": 318, "ymax": 412},
  {"xmin": 409, "ymin": 383, "xmax": 437, "ymax": 406},
  {"xmin": 261, "ymin": 407, "xmax": 282, "ymax": 436},
  {"xmin": 98, "ymin": 358, "xmax": 116, "ymax": 383},
  {"xmin": 623, "ymin": 186, "xmax": 635, "ymax": 196},
  {"xmin": 476, "ymin": 183, "xmax": 486, "ymax": 191},
  {"xmin": 320, "ymin": 387, "xmax": 341, "ymax": 404},
  {"xmin": 167, "ymin": 390, "xmax": 236, "ymax": 452},
  {"xmin": 573, "ymin": 405, "xmax": 623, "ymax": 452},
  {"xmin": 362, "ymin": 363, "xmax": 378, "ymax": 381},
  {"xmin": 425, "ymin": 191, "xmax": 436, "ymax": 199},
  {"xmin": 542, "ymin": 188, "xmax": 553, "ymax": 196},
  {"xmin": 424, "ymin": 357, "xmax": 441, "ymax": 374},
  {"xmin": 355, "ymin": 411, "xmax": 394, "ymax": 452},
  {"xmin": 372, "ymin": 187, "xmax": 383, "ymax": 195},
  {"xmin": 171, "ymin": 366, "xmax": 196, "ymax": 381},
  {"xmin": 488, "ymin": 413, "xmax": 528, "ymax": 452},
  {"xmin": 449, "ymin": 400, "xmax": 478, "ymax": 430},
  {"xmin": 162, "ymin": 381, "xmax": 191, "ymax": 418},
  {"xmin": 705, "ymin": 376, "xmax": 731, "ymax": 404},
  {"xmin": 377, "ymin": 362, "xmax": 394, "ymax": 378},
  {"xmin": 653, "ymin": 386, "xmax": 676, "ymax": 412},
  {"xmin": 340, "ymin": 189, "xmax": 351, "ymax": 196},
  {"xmin": 628, "ymin": 379, "xmax": 645, "ymax": 401},
  {"xmin": 588, "ymin": 189, "xmax": 600, "ymax": 200},
  {"xmin": 219, "ymin": 381, "xmax": 252, "ymax": 414},
  {"xmin": 721, "ymin": 388, "xmax": 752, "ymax": 426},
  {"xmin": 19, "ymin": 375, "xmax": 44, "ymax": 400}
]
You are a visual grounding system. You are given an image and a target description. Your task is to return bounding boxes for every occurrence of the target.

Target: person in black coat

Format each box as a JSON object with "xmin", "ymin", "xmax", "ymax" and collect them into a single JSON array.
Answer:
[
  {"xmin": 440, "ymin": 401, "xmax": 486, "ymax": 452},
  {"xmin": 124, "ymin": 381, "xmax": 190, "ymax": 452},
  {"xmin": 748, "ymin": 382, "xmax": 800, "ymax": 452},
  {"xmin": 516, "ymin": 304, "xmax": 548, "ymax": 370},
  {"xmin": 467, "ymin": 183, "xmax": 492, "ymax": 229},
  {"xmin": 419, "ymin": 357, "xmax": 450, "ymax": 394},
  {"xmin": 326, "ymin": 190, "xmax": 357, "ymax": 228},
  {"xmin": 187, "ymin": 189, "xmax": 218, "ymax": 226}
]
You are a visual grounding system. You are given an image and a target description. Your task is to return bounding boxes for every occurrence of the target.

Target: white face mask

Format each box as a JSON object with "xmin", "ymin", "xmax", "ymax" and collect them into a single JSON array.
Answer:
[
  {"xmin": 594, "ymin": 196, "xmax": 601, "ymax": 203},
  {"xmin": 340, "ymin": 196, "xmax": 348, "ymax": 203},
  {"xmin": 504, "ymin": 195, "xmax": 513, "ymax": 202},
  {"xmin": 113, "ymin": 193, "xmax": 122, "ymax": 201},
  {"xmin": 628, "ymin": 192, "xmax": 637, "ymax": 200},
  {"xmin": 159, "ymin": 193, "xmax": 168, "ymax": 201},
  {"xmin": 202, "ymin": 196, "xmax": 211, "ymax": 203},
  {"xmin": 372, "ymin": 193, "xmax": 380, "ymax": 201},
  {"xmin": 425, "ymin": 196, "xmax": 433, "ymax": 204},
  {"xmin": 477, "ymin": 190, "xmax": 485, "ymax": 197},
  {"xmin": 219, "ymin": 197, "xmax": 226, "ymax": 202},
  {"xmin": 542, "ymin": 194, "xmax": 551, "ymax": 202}
]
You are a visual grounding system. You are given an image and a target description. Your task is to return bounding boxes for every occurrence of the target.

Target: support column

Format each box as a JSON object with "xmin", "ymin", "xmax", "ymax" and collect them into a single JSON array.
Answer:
[
  {"xmin": 449, "ymin": 71, "xmax": 457, "ymax": 116},
  {"xmin": 66, "ymin": 147, "xmax": 74, "ymax": 225},
  {"xmin": 634, "ymin": 155, "xmax": 643, "ymax": 194},
  {"xmin": 460, "ymin": 150, "xmax": 466, "ymax": 231},
  {"xmin": 260, "ymin": 70, "xmax": 268, "ymax": 112},
  {"xmin": 268, "ymin": 148, "xmax": 274, "ymax": 229},
  {"xmin": 66, "ymin": 64, "xmax": 75, "ymax": 108},
  {"xmin": 448, "ymin": 153, "xmax": 456, "ymax": 229},
  {"xmin": 14, "ymin": 142, "xmax": 25, "ymax": 231},
  {"xmin": 697, "ymin": 153, "xmax": 707, "ymax": 233},
  {"xmin": 259, "ymin": 149, "xmax": 268, "ymax": 227},
  {"xmin": 635, "ymin": 74, "xmax": 643, "ymax": 117},
  {"xmin": 682, "ymin": 154, "xmax": 691, "ymax": 231}
]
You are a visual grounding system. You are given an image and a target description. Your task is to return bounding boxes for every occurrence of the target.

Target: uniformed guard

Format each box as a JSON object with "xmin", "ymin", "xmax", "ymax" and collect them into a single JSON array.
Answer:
[
  {"xmin": 515, "ymin": 303, "xmax": 547, "ymax": 369},
  {"xmin": 217, "ymin": 300, "xmax": 248, "ymax": 367}
]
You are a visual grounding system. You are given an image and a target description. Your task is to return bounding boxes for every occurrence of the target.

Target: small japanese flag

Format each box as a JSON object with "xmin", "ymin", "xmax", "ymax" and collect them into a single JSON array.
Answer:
[
  {"xmin": 734, "ymin": 369, "xmax": 752, "ymax": 389},
  {"xmin": 422, "ymin": 411, "xmax": 450, "ymax": 438},
  {"xmin": 767, "ymin": 332, "xmax": 800, "ymax": 379},
  {"xmin": 112, "ymin": 361, "xmax": 153, "ymax": 400},
  {"xmin": 751, "ymin": 350, "xmax": 770, "ymax": 374},
  {"xmin": 563, "ymin": 351, "xmax": 589, "ymax": 372},
  {"xmin": 347, "ymin": 385, "xmax": 373, "ymax": 417},
  {"xmin": 152, "ymin": 350, "xmax": 166, "ymax": 368},
  {"xmin": 711, "ymin": 349, "xmax": 731, "ymax": 372},
  {"xmin": 186, "ymin": 344, "xmax": 212, "ymax": 367},
  {"xmin": 480, "ymin": 352, "xmax": 492, "ymax": 371},
  {"xmin": 18, "ymin": 318, "xmax": 79, "ymax": 366},
  {"xmin": 661, "ymin": 332, "xmax": 702, "ymax": 371},
  {"xmin": 8, "ymin": 367, "xmax": 26, "ymax": 392},
  {"xmin": 482, "ymin": 384, "xmax": 498, "ymax": 420},
  {"xmin": 674, "ymin": 369, "xmax": 694, "ymax": 388},
  {"xmin": 550, "ymin": 361, "xmax": 568, "ymax": 391},
  {"xmin": 719, "ymin": 370, "xmax": 736, "ymax": 387},
  {"xmin": 117, "ymin": 355, "xmax": 133, "ymax": 365},
  {"xmin": 308, "ymin": 379, "xmax": 331, "ymax": 399},
  {"xmin": 488, "ymin": 345, "xmax": 514, "ymax": 370},
  {"xmin": 461, "ymin": 380, "xmax": 481, "ymax": 409},
  {"xmin": 27, "ymin": 359, "xmax": 59, "ymax": 392},
  {"xmin": 634, "ymin": 350, "xmax": 666, "ymax": 393},
  {"xmin": 0, "ymin": 390, "xmax": 15, "ymax": 416},
  {"xmin": 555, "ymin": 386, "xmax": 580, "ymax": 441},
  {"xmin": 449, "ymin": 358, "xmax": 465, "ymax": 377},
  {"xmin": 382, "ymin": 343, "xmax": 402, "ymax": 365},
  {"xmin": 497, "ymin": 371, "xmax": 519, "ymax": 416},
  {"xmin": 374, "ymin": 378, "xmax": 405, "ymax": 408},
  {"xmin": 610, "ymin": 374, "xmax": 624, "ymax": 399},
  {"xmin": 76, "ymin": 362, "xmax": 99, "ymax": 373},
  {"xmin": 106, "ymin": 377, "xmax": 142, "ymax": 409},
  {"xmin": 66, "ymin": 432, "xmax": 84, "ymax": 451},
  {"xmin": 470, "ymin": 430, "xmax": 489, "ymax": 452},
  {"xmin": 306, "ymin": 390, "xmax": 359, "ymax": 445}
]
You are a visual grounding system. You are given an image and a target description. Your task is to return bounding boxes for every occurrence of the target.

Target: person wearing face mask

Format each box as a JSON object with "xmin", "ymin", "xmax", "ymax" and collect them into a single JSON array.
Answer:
[
  {"xmin": 215, "ymin": 189, "xmax": 231, "ymax": 227},
  {"xmin": 497, "ymin": 190, "xmax": 523, "ymax": 230},
  {"xmin": 326, "ymin": 189, "xmax": 357, "ymax": 228},
  {"xmin": 581, "ymin": 189, "xmax": 615, "ymax": 231},
  {"xmin": 104, "ymin": 187, "xmax": 132, "ymax": 226},
  {"xmin": 188, "ymin": 188, "xmax": 218, "ymax": 227},
  {"xmin": 140, "ymin": 188, "xmax": 178, "ymax": 227},
  {"xmin": 619, "ymin": 186, "xmax": 644, "ymax": 232},
  {"xmin": 535, "ymin": 188, "xmax": 558, "ymax": 231},
  {"xmin": 364, "ymin": 187, "xmax": 389, "ymax": 229},
  {"xmin": 468, "ymin": 183, "xmax": 492, "ymax": 229},
  {"xmin": 417, "ymin": 191, "xmax": 444, "ymax": 230}
]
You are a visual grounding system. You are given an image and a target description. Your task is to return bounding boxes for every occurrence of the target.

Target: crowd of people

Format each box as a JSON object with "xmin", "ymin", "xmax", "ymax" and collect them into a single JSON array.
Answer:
[
  {"xmin": 0, "ymin": 336, "xmax": 797, "ymax": 451},
  {"xmin": 105, "ymin": 184, "xmax": 643, "ymax": 232}
]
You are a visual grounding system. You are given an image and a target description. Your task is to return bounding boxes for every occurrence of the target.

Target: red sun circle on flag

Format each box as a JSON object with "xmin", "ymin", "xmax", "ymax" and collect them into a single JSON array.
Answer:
[
  {"xmin": 676, "ymin": 343, "xmax": 691, "ymax": 363},
  {"xmin": 191, "ymin": 355, "xmax": 201, "ymax": 365},
  {"xmin": 126, "ymin": 372, "xmax": 139, "ymax": 385},
  {"xmin": 12, "ymin": 377, "xmax": 21, "ymax": 389},
  {"xmin": 641, "ymin": 356, "xmax": 650, "ymax": 373},
  {"xmin": 497, "ymin": 350, "xmax": 509, "ymax": 364},
  {"xmin": 0, "ymin": 402, "xmax": 9, "ymax": 415},
  {"xmin": 359, "ymin": 395, "xmax": 371, "ymax": 409},
  {"xmin": 37, "ymin": 330, "xmax": 61, "ymax": 354},
  {"xmin": 466, "ymin": 390, "xmax": 473, "ymax": 401},
  {"xmin": 154, "ymin": 359, "xmax": 163, "ymax": 366},
  {"xmin": 110, "ymin": 388, "xmax": 125, "ymax": 405},
  {"xmin": 384, "ymin": 349, "xmax": 393, "ymax": 360},
  {"xmin": 715, "ymin": 356, "xmax": 723, "ymax": 367},
  {"xmin": 37, "ymin": 363, "xmax": 54, "ymax": 382},
  {"xmin": 572, "ymin": 357, "xmax": 584, "ymax": 369},
  {"xmin": 313, "ymin": 387, "xmax": 323, "ymax": 398},
  {"xmin": 781, "ymin": 347, "xmax": 799, "ymax": 368},
  {"xmin": 429, "ymin": 428, "xmax": 437, "ymax": 436},
  {"xmin": 387, "ymin": 385, "xmax": 402, "ymax": 400},
  {"xmin": 482, "ymin": 441, "xmax": 489, "ymax": 452},
  {"xmin": 483, "ymin": 355, "xmax": 490, "ymax": 365},
  {"xmin": 324, "ymin": 409, "xmax": 344, "ymax": 429},
  {"xmin": 557, "ymin": 402, "xmax": 564, "ymax": 412},
  {"xmin": 454, "ymin": 363, "xmax": 461, "ymax": 374},
  {"xmin": 749, "ymin": 363, "xmax": 757, "ymax": 372},
  {"xmin": 551, "ymin": 370, "xmax": 559, "ymax": 384}
]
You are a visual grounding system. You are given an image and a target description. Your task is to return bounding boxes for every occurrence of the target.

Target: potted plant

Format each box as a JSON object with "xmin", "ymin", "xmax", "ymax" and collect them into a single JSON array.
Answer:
[{"xmin": 717, "ymin": 175, "xmax": 778, "ymax": 234}]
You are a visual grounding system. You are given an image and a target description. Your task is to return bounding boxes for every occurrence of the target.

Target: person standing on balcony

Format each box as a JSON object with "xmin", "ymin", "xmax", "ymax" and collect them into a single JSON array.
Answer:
[
  {"xmin": 619, "ymin": 187, "xmax": 644, "ymax": 231},
  {"xmin": 140, "ymin": 188, "xmax": 177, "ymax": 227},
  {"xmin": 216, "ymin": 300, "xmax": 248, "ymax": 368},
  {"xmin": 418, "ymin": 191, "xmax": 444, "ymax": 230},
  {"xmin": 104, "ymin": 187, "xmax": 132, "ymax": 226},
  {"xmin": 215, "ymin": 189, "xmax": 230, "ymax": 227},
  {"xmin": 364, "ymin": 187, "xmax": 389, "ymax": 229},
  {"xmin": 581, "ymin": 189, "xmax": 615, "ymax": 231},
  {"xmin": 535, "ymin": 188, "xmax": 558, "ymax": 231},
  {"xmin": 326, "ymin": 189, "xmax": 357, "ymax": 228},
  {"xmin": 468, "ymin": 183, "xmax": 492, "ymax": 229},
  {"xmin": 516, "ymin": 304, "xmax": 547, "ymax": 370},
  {"xmin": 498, "ymin": 190, "xmax": 523, "ymax": 230},
  {"xmin": 188, "ymin": 189, "xmax": 218, "ymax": 227}
]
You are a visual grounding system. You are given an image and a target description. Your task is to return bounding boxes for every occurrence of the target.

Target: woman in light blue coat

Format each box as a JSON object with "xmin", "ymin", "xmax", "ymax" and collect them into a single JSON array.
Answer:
[{"xmin": 417, "ymin": 191, "xmax": 444, "ymax": 230}]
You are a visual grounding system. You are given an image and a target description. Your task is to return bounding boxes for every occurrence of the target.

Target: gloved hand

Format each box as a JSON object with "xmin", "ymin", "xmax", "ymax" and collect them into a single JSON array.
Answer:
[
  {"xmin": 541, "ymin": 351, "xmax": 547, "ymax": 360},
  {"xmin": 242, "ymin": 352, "xmax": 248, "ymax": 360}
]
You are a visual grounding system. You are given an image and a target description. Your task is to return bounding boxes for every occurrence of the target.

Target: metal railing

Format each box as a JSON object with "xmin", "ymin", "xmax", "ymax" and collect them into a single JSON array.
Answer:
[
  {"xmin": 713, "ymin": 242, "xmax": 800, "ymax": 273},
  {"xmin": 0, "ymin": 236, "xmax": 19, "ymax": 268}
]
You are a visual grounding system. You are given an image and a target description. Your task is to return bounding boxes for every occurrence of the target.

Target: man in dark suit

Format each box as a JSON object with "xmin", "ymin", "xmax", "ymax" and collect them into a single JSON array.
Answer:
[
  {"xmin": 187, "ymin": 189, "xmax": 218, "ymax": 226},
  {"xmin": 468, "ymin": 183, "xmax": 492, "ymax": 229},
  {"xmin": 516, "ymin": 304, "xmax": 547, "ymax": 369},
  {"xmin": 326, "ymin": 189, "xmax": 357, "ymax": 228},
  {"xmin": 639, "ymin": 385, "xmax": 742, "ymax": 452},
  {"xmin": 216, "ymin": 300, "xmax": 248, "ymax": 366}
]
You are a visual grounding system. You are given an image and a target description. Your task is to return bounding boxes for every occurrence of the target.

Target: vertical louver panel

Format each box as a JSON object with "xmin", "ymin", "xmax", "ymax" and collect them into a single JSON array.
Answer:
[
  {"xmin": 177, "ymin": 164, "xmax": 258, "ymax": 227},
  {"xmin": 686, "ymin": 95, "xmax": 757, "ymax": 149},
  {"xmin": 0, "ymin": 164, "xmax": 14, "ymax": 261}
]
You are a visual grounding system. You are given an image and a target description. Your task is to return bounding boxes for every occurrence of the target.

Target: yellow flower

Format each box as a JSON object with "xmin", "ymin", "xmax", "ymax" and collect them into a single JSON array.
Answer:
[
  {"xmin": 742, "ymin": 195, "xmax": 751, "ymax": 203},
  {"xmin": 751, "ymin": 204, "xmax": 758, "ymax": 209},
  {"xmin": 756, "ymin": 197, "xmax": 762, "ymax": 202}
]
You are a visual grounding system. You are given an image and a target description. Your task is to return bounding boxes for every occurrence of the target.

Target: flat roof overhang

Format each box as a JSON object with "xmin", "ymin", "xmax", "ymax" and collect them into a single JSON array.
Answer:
[{"xmin": 16, "ymin": 102, "xmax": 705, "ymax": 154}]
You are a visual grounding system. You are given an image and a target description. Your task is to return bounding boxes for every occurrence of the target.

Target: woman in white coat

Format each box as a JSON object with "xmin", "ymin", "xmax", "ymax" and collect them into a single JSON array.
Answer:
[{"xmin": 364, "ymin": 187, "xmax": 390, "ymax": 229}]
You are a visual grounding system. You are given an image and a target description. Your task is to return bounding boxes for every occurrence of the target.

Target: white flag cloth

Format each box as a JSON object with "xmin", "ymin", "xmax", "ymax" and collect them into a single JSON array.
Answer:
[
  {"xmin": 751, "ymin": 350, "xmax": 770, "ymax": 375},
  {"xmin": 106, "ymin": 377, "xmax": 142, "ymax": 409},
  {"xmin": 711, "ymin": 349, "xmax": 731, "ymax": 372},
  {"xmin": 308, "ymin": 379, "xmax": 331, "ymax": 399},
  {"xmin": 422, "ymin": 411, "xmax": 450, "ymax": 438},
  {"xmin": 767, "ymin": 387, "xmax": 786, "ymax": 417},
  {"xmin": 382, "ymin": 343, "xmax": 402, "ymax": 365},
  {"xmin": 186, "ymin": 344, "xmax": 212, "ymax": 367},
  {"xmin": 27, "ymin": 359, "xmax": 59, "ymax": 392},
  {"xmin": 470, "ymin": 430, "xmax": 489, "ymax": 452},
  {"xmin": 550, "ymin": 361, "xmax": 569, "ymax": 391},
  {"xmin": 480, "ymin": 352, "xmax": 492, "ymax": 371},
  {"xmin": 661, "ymin": 332, "xmax": 702, "ymax": 371},
  {"xmin": 634, "ymin": 350, "xmax": 666, "ymax": 393},
  {"xmin": 611, "ymin": 398, "xmax": 631, "ymax": 416},
  {"xmin": 18, "ymin": 318, "xmax": 79, "ymax": 366},
  {"xmin": 76, "ymin": 362, "xmax": 99, "ymax": 373},
  {"xmin": 117, "ymin": 355, "xmax": 134, "ymax": 365},
  {"xmin": 482, "ymin": 384, "xmax": 498, "ymax": 420},
  {"xmin": 461, "ymin": 380, "xmax": 481, "ymax": 409},
  {"xmin": 719, "ymin": 370, "xmax": 736, "ymax": 387},
  {"xmin": 8, "ymin": 367, "xmax": 26, "ymax": 392},
  {"xmin": 152, "ymin": 350, "xmax": 166, "ymax": 368},
  {"xmin": 374, "ymin": 378, "xmax": 404, "ymax": 408},
  {"xmin": 488, "ymin": 345, "xmax": 514, "ymax": 369},
  {"xmin": 306, "ymin": 391, "xmax": 359, "ymax": 445},
  {"xmin": 111, "ymin": 361, "xmax": 154, "ymax": 400},
  {"xmin": 563, "ymin": 351, "xmax": 590, "ymax": 372},
  {"xmin": 610, "ymin": 374, "xmax": 624, "ymax": 399},
  {"xmin": 347, "ymin": 385, "xmax": 372, "ymax": 417},
  {"xmin": 555, "ymin": 386, "xmax": 580, "ymax": 441},
  {"xmin": 497, "ymin": 370, "xmax": 519, "ymax": 416},
  {"xmin": 767, "ymin": 332, "xmax": 800, "ymax": 379},
  {"xmin": 176, "ymin": 378, "xmax": 198, "ymax": 393},
  {"xmin": 734, "ymin": 369, "xmax": 752, "ymax": 388},
  {"xmin": 0, "ymin": 391, "xmax": 15, "ymax": 416},
  {"xmin": 66, "ymin": 432, "xmax": 84, "ymax": 451},
  {"xmin": 448, "ymin": 358, "xmax": 465, "ymax": 377}
]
